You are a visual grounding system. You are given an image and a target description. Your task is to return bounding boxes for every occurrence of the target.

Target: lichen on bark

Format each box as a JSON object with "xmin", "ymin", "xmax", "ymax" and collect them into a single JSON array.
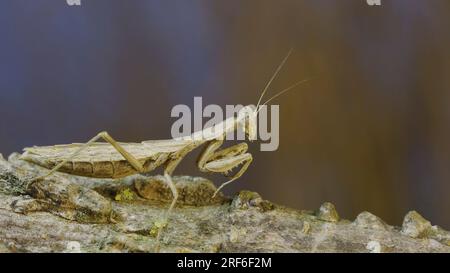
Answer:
[{"xmin": 0, "ymin": 153, "xmax": 449, "ymax": 253}]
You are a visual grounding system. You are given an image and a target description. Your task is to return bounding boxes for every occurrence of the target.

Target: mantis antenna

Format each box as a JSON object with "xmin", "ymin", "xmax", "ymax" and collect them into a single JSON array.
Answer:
[
  {"xmin": 256, "ymin": 78, "xmax": 310, "ymax": 114},
  {"xmin": 255, "ymin": 48, "xmax": 294, "ymax": 112}
]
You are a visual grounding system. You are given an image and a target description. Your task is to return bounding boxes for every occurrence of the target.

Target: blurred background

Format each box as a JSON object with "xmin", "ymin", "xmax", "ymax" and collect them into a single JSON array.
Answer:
[{"xmin": 0, "ymin": 0, "xmax": 449, "ymax": 228}]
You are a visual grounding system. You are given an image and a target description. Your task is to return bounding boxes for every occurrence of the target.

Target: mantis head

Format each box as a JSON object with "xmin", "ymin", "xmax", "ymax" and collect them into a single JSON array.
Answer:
[{"xmin": 237, "ymin": 105, "xmax": 258, "ymax": 141}]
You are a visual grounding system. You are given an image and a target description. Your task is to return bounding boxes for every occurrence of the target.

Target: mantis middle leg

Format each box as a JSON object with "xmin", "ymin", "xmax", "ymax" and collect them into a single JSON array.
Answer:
[{"xmin": 154, "ymin": 143, "xmax": 197, "ymax": 252}]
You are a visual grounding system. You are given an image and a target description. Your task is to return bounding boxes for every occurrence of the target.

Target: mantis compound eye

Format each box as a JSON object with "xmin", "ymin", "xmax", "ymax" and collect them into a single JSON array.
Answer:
[{"xmin": 245, "ymin": 112, "xmax": 257, "ymax": 141}]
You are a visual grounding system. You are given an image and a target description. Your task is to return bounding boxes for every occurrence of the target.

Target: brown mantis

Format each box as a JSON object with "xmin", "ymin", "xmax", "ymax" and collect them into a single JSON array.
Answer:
[{"xmin": 19, "ymin": 49, "xmax": 307, "ymax": 251}]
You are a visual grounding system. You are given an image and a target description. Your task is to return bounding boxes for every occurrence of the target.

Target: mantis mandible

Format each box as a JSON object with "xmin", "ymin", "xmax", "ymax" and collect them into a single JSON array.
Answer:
[{"xmin": 19, "ymin": 49, "xmax": 307, "ymax": 251}]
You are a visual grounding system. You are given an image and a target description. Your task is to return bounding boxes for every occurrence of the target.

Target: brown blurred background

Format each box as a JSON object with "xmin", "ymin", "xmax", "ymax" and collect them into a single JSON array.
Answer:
[{"xmin": 0, "ymin": 0, "xmax": 449, "ymax": 228}]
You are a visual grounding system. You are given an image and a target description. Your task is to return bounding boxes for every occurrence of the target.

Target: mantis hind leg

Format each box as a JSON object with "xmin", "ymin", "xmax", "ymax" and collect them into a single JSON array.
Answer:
[
  {"xmin": 33, "ymin": 131, "xmax": 145, "ymax": 182},
  {"xmin": 197, "ymin": 139, "xmax": 253, "ymax": 197}
]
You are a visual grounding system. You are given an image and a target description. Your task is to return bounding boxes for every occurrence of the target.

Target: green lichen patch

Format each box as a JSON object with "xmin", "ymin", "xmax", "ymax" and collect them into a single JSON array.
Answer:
[
  {"xmin": 0, "ymin": 172, "xmax": 27, "ymax": 196},
  {"xmin": 115, "ymin": 188, "xmax": 135, "ymax": 202},
  {"xmin": 149, "ymin": 220, "xmax": 168, "ymax": 238}
]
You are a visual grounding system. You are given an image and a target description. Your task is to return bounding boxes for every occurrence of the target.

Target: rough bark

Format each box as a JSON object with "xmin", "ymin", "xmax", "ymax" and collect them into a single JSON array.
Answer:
[{"xmin": 0, "ymin": 153, "xmax": 449, "ymax": 253}]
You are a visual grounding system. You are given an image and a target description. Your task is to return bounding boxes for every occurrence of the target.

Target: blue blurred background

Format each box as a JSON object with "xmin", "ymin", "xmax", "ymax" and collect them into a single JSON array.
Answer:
[{"xmin": 0, "ymin": 0, "xmax": 449, "ymax": 228}]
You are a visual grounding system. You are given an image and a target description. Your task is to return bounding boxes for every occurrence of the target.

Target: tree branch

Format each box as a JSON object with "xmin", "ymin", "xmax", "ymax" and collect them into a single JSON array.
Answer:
[{"xmin": 0, "ymin": 153, "xmax": 449, "ymax": 253}]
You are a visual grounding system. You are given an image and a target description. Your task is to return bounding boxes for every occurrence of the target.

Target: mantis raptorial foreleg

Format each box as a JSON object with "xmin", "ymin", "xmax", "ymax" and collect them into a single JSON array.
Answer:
[
  {"xmin": 197, "ymin": 139, "xmax": 253, "ymax": 197},
  {"xmin": 34, "ymin": 131, "xmax": 144, "ymax": 181}
]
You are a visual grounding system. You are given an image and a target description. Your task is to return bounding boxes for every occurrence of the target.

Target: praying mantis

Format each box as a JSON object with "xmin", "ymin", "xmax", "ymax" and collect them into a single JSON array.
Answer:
[{"xmin": 19, "ymin": 49, "xmax": 307, "ymax": 251}]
